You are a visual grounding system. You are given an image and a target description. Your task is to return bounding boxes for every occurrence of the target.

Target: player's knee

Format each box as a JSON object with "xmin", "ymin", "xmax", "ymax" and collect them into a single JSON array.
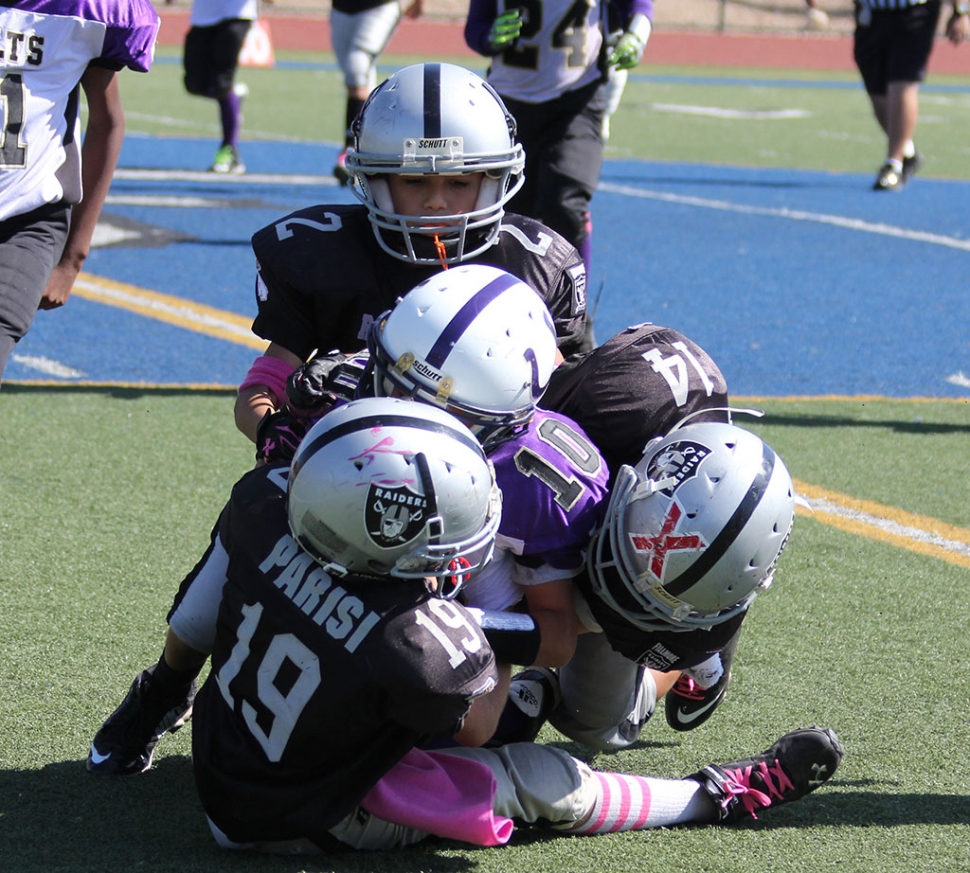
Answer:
[{"xmin": 183, "ymin": 74, "xmax": 208, "ymax": 96}]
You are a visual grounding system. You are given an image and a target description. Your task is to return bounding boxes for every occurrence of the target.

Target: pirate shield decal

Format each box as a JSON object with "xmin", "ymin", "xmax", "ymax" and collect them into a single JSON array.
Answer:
[{"xmin": 365, "ymin": 483, "xmax": 429, "ymax": 549}]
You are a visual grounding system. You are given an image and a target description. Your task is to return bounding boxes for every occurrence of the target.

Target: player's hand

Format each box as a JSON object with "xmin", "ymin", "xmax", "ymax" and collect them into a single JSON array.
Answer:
[
  {"xmin": 255, "ymin": 409, "xmax": 308, "ymax": 464},
  {"xmin": 606, "ymin": 31, "xmax": 646, "ymax": 70},
  {"xmin": 286, "ymin": 352, "xmax": 347, "ymax": 418},
  {"xmin": 488, "ymin": 8, "xmax": 523, "ymax": 51},
  {"xmin": 947, "ymin": 8, "xmax": 970, "ymax": 44}
]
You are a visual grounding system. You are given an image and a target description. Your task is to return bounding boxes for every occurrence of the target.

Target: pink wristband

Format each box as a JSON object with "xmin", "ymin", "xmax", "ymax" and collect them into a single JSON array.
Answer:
[{"xmin": 238, "ymin": 355, "xmax": 295, "ymax": 406}]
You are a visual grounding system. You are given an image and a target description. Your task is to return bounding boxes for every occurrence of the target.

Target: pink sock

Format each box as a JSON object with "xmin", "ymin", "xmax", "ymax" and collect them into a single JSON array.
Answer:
[
  {"xmin": 569, "ymin": 771, "xmax": 712, "ymax": 835},
  {"xmin": 571, "ymin": 772, "xmax": 652, "ymax": 835}
]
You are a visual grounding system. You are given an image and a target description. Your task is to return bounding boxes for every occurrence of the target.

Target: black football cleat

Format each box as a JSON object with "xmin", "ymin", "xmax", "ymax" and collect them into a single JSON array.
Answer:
[
  {"xmin": 87, "ymin": 666, "xmax": 196, "ymax": 776},
  {"xmin": 486, "ymin": 667, "xmax": 561, "ymax": 746},
  {"xmin": 666, "ymin": 631, "xmax": 739, "ymax": 732},
  {"xmin": 689, "ymin": 725, "xmax": 844, "ymax": 823},
  {"xmin": 873, "ymin": 162, "xmax": 904, "ymax": 191},
  {"xmin": 901, "ymin": 150, "xmax": 924, "ymax": 183}
]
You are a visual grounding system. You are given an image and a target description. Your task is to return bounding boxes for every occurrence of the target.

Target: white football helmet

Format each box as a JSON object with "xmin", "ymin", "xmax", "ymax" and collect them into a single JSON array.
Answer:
[
  {"xmin": 345, "ymin": 62, "xmax": 525, "ymax": 264},
  {"xmin": 367, "ymin": 265, "xmax": 558, "ymax": 446},
  {"xmin": 287, "ymin": 397, "xmax": 502, "ymax": 598},
  {"xmin": 587, "ymin": 422, "xmax": 795, "ymax": 631}
]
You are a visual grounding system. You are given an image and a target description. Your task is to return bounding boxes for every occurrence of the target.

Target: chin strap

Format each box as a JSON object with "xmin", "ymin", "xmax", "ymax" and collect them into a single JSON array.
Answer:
[{"xmin": 433, "ymin": 234, "xmax": 449, "ymax": 270}]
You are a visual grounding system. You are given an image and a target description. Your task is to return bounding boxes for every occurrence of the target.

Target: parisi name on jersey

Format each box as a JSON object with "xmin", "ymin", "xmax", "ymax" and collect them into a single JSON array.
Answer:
[{"xmin": 258, "ymin": 531, "xmax": 382, "ymax": 655}]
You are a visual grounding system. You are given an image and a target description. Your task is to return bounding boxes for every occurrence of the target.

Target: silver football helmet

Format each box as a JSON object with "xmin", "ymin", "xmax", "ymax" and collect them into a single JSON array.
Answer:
[
  {"xmin": 345, "ymin": 62, "xmax": 525, "ymax": 264},
  {"xmin": 287, "ymin": 397, "xmax": 502, "ymax": 598},
  {"xmin": 587, "ymin": 421, "xmax": 795, "ymax": 631},
  {"xmin": 368, "ymin": 265, "xmax": 558, "ymax": 446}
]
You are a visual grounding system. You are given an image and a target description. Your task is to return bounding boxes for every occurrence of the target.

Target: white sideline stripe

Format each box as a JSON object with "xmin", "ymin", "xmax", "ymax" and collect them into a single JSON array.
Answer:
[
  {"xmin": 598, "ymin": 182, "xmax": 970, "ymax": 252},
  {"xmin": 649, "ymin": 103, "xmax": 811, "ymax": 120},
  {"xmin": 113, "ymin": 168, "xmax": 336, "ymax": 187},
  {"xmin": 10, "ymin": 354, "xmax": 86, "ymax": 378},
  {"xmin": 801, "ymin": 497, "xmax": 970, "ymax": 560},
  {"xmin": 105, "ymin": 194, "xmax": 225, "ymax": 208}
]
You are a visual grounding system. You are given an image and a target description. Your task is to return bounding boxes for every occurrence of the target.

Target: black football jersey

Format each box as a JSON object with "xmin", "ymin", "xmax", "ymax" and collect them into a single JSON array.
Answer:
[
  {"xmin": 542, "ymin": 323, "xmax": 730, "ymax": 481},
  {"xmin": 250, "ymin": 204, "xmax": 589, "ymax": 361},
  {"xmin": 192, "ymin": 464, "xmax": 497, "ymax": 846},
  {"xmin": 544, "ymin": 323, "xmax": 737, "ymax": 668},
  {"xmin": 575, "ymin": 572, "xmax": 747, "ymax": 670}
]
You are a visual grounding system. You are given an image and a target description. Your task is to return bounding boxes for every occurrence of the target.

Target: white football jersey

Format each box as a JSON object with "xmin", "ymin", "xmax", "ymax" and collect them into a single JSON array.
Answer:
[
  {"xmin": 484, "ymin": 0, "xmax": 606, "ymax": 104},
  {"xmin": 0, "ymin": 0, "xmax": 159, "ymax": 222},
  {"xmin": 189, "ymin": 0, "xmax": 258, "ymax": 28}
]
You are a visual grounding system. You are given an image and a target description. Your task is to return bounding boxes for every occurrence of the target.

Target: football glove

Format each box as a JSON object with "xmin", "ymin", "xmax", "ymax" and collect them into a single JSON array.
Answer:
[
  {"xmin": 286, "ymin": 351, "xmax": 347, "ymax": 418},
  {"xmin": 606, "ymin": 30, "xmax": 645, "ymax": 70},
  {"xmin": 255, "ymin": 409, "xmax": 308, "ymax": 464},
  {"xmin": 488, "ymin": 8, "xmax": 523, "ymax": 51}
]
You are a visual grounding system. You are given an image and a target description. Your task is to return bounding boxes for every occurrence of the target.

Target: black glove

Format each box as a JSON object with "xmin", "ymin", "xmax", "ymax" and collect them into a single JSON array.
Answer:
[
  {"xmin": 255, "ymin": 409, "xmax": 309, "ymax": 464},
  {"xmin": 286, "ymin": 352, "xmax": 348, "ymax": 418}
]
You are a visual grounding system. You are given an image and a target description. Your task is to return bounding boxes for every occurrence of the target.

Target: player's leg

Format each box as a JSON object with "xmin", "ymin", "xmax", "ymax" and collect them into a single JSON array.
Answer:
[
  {"xmin": 883, "ymin": 1, "xmax": 939, "ymax": 180},
  {"xmin": 531, "ymin": 81, "xmax": 605, "ymax": 273},
  {"xmin": 87, "ymin": 518, "xmax": 228, "ymax": 774},
  {"xmin": 0, "ymin": 203, "xmax": 70, "ymax": 383},
  {"xmin": 207, "ymin": 19, "xmax": 251, "ymax": 174},
  {"xmin": 550, "ymin": 631, "xmax": 664, "ymax": 750},
  {"xmin": 330, "ymin": 2, "xmax": 401, "ymax": 184},
  {"xmin": 443, "ymin": 726, "xmax": 844, "ymax": 835}
]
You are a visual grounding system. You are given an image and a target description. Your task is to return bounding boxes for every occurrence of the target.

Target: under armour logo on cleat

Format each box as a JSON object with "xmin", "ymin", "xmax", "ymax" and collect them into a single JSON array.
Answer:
[{"xmin": 809, "ymin": 762, "xmax": 829, "ymax": 786}]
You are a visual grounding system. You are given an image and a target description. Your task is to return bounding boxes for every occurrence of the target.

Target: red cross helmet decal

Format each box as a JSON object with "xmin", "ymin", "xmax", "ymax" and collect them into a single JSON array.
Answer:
[{"xmin": 629, "ymin": 501, "xmax": 708, "ymax": 583}]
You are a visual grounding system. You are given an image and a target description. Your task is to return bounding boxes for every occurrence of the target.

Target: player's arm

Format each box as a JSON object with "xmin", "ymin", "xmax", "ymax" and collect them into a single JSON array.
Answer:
[
  {"xmin": 464, "ymin": 0, "xmax": 508, "ymax": 57},
  {"xmin": 521, "ymin": 577, "xmax": 578, "ymax": 668},
  {"xmin": 234, "ymin": 342, "xmax": 303, "ymax": 442},
  {"xmin": 604, "ymin": 0, "xmax": 654, "ymax": 70},
  {"xmin": 39, "ymin": 66, "xmax": 125, "ymax": 310},
  {"xmin": 452, "ymin": 662, "xmax": 512, "ymax": 747},
  {"xmin": 947, "ymin": 2, "xmax": 970, "ymax": 44}
]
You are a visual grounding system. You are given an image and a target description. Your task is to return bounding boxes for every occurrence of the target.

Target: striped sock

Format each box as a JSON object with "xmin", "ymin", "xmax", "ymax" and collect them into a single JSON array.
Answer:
[{"xmin": 569, "ymin": 772, "xmax": 713, "ymax": 835}]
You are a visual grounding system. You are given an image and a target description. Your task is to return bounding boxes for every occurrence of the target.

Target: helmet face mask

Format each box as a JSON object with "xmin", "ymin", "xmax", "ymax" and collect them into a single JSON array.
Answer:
[
  {"xmin": 366, "ymin": 265, "xmax": 557, "ymax": 447},
  {"xmin": 345, "ymin": 63, "xmax": 525, "ymax": 264},
  {"xmin": 588, "ymin": 422, "xmax": 796, "ymax": 632},
  {"xmin": 287, "ymin": 397, "xmax": 502, "ymax": 598}
]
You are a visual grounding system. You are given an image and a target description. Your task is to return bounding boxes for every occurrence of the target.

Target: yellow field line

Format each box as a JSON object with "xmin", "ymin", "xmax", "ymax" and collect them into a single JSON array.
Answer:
[
  {"xmin": 55, "ymin": 275, "xmax": 970, "ymax": 569},
  {"xmin": 793, "ymin": 479, "xmax": 970, "ymax": 569},
  {"xmin": 72, "ymin": 272, "xmax": 266, "ymax": 350}
]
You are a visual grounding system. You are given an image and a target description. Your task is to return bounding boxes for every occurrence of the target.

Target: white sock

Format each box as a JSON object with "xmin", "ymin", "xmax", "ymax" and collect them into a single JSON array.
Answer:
[
  {"xmin": 902, "ymin": 140, "xmax": 916, "ymax": 159},
  {"xmin": 565, "ymin": 772, "xmax": 716, "ymax": 835}
]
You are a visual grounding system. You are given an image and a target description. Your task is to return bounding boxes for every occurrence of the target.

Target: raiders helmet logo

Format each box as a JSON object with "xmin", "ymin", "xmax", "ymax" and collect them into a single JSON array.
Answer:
[
  {"xmin": 365, "ymin": 483, "xmax": 428, "ymax": 549},
  {"xmin": 646, "ymin": 440, "xmax": 711, "ymax": 496}
]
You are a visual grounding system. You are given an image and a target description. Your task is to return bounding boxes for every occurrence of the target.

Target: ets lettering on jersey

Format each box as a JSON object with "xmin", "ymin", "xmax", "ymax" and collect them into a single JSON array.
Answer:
[
  {"xmin": 0, "ymin": 30, "xmax": 45, "ymax": 64},
  {"xmin": 258, "ymin": 534, "xmax": 381, "ymax": 653}
]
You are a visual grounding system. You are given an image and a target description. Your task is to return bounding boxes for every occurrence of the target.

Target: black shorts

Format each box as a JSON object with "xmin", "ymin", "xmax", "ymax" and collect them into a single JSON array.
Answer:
[
  {"xmin": 183, "ymin": 18, "xmax": 251, "ymax": 97},
  {"xmin": 853, "ymin": 0, "xmax": 942, "ymax": 94},
  {"xmin": 501, "ymin": 79, "xmax": 608, "ymax": 246},
  {"xmin": 0, "ymin": 201, "xmax": 71, "ymax": 351}
]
